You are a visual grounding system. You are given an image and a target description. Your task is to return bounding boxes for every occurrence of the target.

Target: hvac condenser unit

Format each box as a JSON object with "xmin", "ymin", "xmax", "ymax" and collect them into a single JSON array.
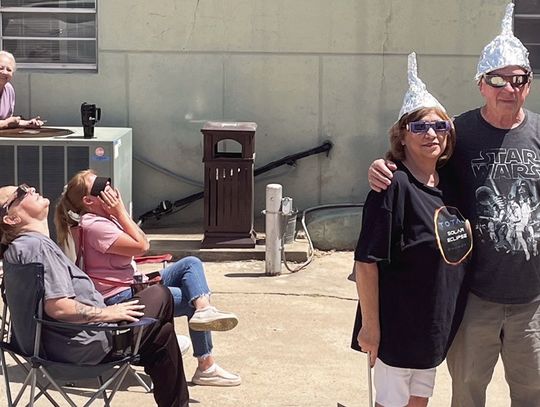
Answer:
[{"xmin": 0, "ymin": 127, "xmax": 132, "ymax": 237}]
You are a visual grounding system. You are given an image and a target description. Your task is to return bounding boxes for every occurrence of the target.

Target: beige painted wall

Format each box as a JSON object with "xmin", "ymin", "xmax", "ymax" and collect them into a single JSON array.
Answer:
[{"xmin": 12, "ymin": 0, "xmax": 539, "ymax": 226}]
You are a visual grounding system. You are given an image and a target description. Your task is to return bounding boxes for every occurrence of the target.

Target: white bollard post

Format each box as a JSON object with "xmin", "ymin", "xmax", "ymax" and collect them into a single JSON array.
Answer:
[{"xmin": 265, "ymin": 184, "xmax": 282, "ymax": 276}]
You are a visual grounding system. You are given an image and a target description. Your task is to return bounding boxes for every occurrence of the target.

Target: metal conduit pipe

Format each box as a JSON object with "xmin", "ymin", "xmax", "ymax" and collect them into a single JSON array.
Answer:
[
  {"xmin": 134, "ymin": 153, "xmax": 204, "ymax": 188},
  {"xmin": 135, "ymin": 141, "xmax": 333, "ymax": 196},
  {"xmin": 137, "ymin": 141, "xmax": 333, "ymax": 224}
]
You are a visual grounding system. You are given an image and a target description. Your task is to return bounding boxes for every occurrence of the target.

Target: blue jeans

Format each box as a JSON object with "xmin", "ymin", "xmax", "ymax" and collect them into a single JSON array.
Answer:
[{"xmin": 105, "ymin": 256, "xmax": 213, "ymax": 358}]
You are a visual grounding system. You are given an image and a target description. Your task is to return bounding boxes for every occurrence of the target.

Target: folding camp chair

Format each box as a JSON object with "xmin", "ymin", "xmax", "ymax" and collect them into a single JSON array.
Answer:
[
  {"xmin": 0, "ymin": 260, "xmax": 9, "ymax": 342},
  {"xmin": 0, "ymin": 262, "xmax": 156, "ymax": 407},
  {"xmin": 68, "ymin": 226, "xmax": 174, "ymax": 393},
  {"xmin": 116, "ymin": 253, "xmax": 173, "ymax": 392}
]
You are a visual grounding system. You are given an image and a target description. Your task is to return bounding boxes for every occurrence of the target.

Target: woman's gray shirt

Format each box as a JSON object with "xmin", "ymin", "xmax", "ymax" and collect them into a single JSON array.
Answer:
[{"xmin": 4, "ymin": 232, "xmax": 112, "ymax": 364}]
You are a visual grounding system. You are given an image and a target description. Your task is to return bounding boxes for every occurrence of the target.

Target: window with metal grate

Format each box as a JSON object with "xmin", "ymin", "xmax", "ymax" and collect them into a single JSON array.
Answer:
[{"xmin": 0, "ymin": 0, "xmax": 97, "ymax": 71}]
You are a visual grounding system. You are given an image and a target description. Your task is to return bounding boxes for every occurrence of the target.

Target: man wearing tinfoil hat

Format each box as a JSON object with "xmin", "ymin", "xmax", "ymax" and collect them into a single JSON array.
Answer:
[
  {"xmin": 367, "ymin": 3, "xmax": 540, "ymax": 406},
  {"xmin": 352, "ymin": 53, "xmax": 470, "ymax": 407}
]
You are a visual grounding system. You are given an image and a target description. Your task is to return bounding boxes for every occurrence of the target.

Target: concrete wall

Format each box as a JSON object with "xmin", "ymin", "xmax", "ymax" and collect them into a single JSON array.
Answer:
[{"xmin": 12, "ymin": 0, "xmax": 539, "ymax": 226}]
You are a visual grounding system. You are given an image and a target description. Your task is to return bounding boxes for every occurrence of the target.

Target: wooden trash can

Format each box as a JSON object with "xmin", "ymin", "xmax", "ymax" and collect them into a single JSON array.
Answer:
[{"xmin": 201, "ymin": 122, "xmax": 257, "ymax": 248}]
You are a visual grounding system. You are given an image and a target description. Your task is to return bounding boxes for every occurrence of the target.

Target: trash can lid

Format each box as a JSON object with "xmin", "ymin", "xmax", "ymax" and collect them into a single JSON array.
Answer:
[{"xmin": 203, "ymin": 121, "xmax": 257, "ymax": 131}]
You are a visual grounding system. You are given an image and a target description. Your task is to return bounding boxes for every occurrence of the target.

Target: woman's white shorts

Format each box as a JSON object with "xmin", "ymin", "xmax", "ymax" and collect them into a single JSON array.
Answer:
[{"xmin": 373, "ymin": 358, "xmax": 436, "ymax": 407}]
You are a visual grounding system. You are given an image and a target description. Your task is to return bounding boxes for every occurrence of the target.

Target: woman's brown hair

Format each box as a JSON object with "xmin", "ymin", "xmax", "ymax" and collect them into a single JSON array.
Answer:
[
  {"xmin": 385, "ymin": 107, "xmax": 456, "ymax": 167},
  {"xmin": 54, "ymin": 169, "xmax": 95, "ymax": 249},
  {"xmin": 0, "ymin": 186, "xmax": 21, "ymax": 255}
]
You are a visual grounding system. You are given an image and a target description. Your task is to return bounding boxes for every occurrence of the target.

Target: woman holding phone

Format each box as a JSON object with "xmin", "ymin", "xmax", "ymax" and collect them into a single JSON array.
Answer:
[{"xmin": 55, "ymin": 170, "xmax": 242, "ymax": 387}]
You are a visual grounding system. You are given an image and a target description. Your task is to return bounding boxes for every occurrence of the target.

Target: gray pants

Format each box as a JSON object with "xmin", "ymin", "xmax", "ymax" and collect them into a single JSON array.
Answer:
[{"xmin": 447, "ymin": 293, "xmax": 540, "ymax": 407}]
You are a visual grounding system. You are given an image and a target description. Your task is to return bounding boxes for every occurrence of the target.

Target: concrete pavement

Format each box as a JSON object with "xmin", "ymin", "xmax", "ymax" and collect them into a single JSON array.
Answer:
[{"xmin": 0, "ymin": 251, "xmax": 510, "ymax": 406}]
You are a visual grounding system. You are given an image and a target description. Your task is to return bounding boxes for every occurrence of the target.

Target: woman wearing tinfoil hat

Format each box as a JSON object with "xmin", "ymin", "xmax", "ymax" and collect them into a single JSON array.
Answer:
[
  {"xmin": 351, "ymin": 53, "xmax": 472, "ymax": 407},
  {"xmin": 367, "ymin": 3, "xmax": 540, "ymax": 405}
]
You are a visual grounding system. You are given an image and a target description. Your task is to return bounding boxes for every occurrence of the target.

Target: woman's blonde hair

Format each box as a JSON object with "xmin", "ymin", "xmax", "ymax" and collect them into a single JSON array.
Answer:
[
  {"xmin": 54, "ymin": 169, "xmax": 95, "ymax": 249},
  {"xmin": 386, "ymin": 107, "xmax": 456, "ymax": 167}
]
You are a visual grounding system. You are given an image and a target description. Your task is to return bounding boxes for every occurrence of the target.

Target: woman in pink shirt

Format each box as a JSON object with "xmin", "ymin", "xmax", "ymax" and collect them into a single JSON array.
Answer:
[
  {"xmin": 55, "ymin": 170, "xmax": 241, "ymax": 387},
  {"xmin": 0, "ymin": 51, "xmax": 43, "ymax": 129}
]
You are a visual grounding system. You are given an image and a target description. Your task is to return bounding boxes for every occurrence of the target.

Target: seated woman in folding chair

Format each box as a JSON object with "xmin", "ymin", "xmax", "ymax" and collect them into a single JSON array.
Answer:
[
  {"xmin": 0, "ymin": 184, "xmax": 190, "ymax": 407},
  {"xmin": 55, "ymin": 170, "xmax": 241, "ymax": 387}
]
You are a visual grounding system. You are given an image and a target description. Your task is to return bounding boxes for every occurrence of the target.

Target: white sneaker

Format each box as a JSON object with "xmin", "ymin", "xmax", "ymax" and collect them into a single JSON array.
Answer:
[
  {"xmin": 176, "ymin": 334, "xmax": 191, "ymax": 356},
  {"xmin": 189, "ymin": 306, "xmax": 239, "ymax": 332},
  {"xmin": 192, "ymin": 363, "xmax": 241, "ymax": 387}
]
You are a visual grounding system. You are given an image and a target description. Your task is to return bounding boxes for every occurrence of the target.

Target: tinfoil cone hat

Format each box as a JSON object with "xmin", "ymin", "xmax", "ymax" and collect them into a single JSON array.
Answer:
[
  {"xmin": 398, "ymin": 52, "xmax": 445, "ymax": 121},
  {"xmin": 475, "ymin": 2, "xmax": 531, "ymax": 80}
]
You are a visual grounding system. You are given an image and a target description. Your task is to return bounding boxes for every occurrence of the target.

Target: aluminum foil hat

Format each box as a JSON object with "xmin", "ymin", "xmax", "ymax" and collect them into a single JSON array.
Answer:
[
  {"xmin": 475, "ymin": 3, "xmax": 531, "ymax": 81},
  {"xmin": 398, "ymin": 52, "xmax": 445, "ymax": 121}
]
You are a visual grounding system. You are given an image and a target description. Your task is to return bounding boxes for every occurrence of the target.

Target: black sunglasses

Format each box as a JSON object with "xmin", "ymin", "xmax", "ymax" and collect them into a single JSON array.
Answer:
[
  {"xmin": 90, "ymin": 177, "xmax": 112, "ymax": 197},
  {"xmin": 406, "ymin": 120, "xmax": 451, "ymax": 134},
  {"xmin": 483, "ymin": 73, "xmax": 531, "ymax": 88},
  {"xmin": 0, "ymin": 184, "xmax": 31, "ymax": 218}
]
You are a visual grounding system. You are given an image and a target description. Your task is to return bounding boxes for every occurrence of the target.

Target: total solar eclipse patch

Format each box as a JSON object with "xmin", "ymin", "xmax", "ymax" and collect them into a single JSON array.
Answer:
[{"xmin": 434, "ymin": 206, "xmax": 473, "ymax": 265}]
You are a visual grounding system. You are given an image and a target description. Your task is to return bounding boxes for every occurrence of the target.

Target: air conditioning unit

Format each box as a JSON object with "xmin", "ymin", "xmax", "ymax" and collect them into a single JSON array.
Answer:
[{"xmin": 0, "ymin": 127, "xmax": 132, "ymax": 238}]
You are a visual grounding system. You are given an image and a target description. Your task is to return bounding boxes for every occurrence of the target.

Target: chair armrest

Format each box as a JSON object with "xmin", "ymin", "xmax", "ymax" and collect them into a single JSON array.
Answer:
[
  {"xmin": 134, "ymin": 253, "xmax": 173, "ymax": 264},
  {"xmin": 36, "ymin": 317, "xmax": 157, "ymax": 332}
]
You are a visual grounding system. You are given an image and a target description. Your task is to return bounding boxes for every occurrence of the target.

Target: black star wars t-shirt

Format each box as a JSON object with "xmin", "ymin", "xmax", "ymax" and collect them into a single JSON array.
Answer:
[
  {"xmin": 443, "ymin": 108, "xmax": 540, "ymax": 304},
  {"xmin": 351, "ymin": 162, "xmax": 468, "ymax": 369}
]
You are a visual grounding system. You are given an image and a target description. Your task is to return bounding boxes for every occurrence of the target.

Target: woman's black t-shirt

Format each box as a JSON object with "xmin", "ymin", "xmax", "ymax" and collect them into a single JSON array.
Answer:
[{"xmin": 351, "ymin": 162, "xmax": 468, "ymax": 369}]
